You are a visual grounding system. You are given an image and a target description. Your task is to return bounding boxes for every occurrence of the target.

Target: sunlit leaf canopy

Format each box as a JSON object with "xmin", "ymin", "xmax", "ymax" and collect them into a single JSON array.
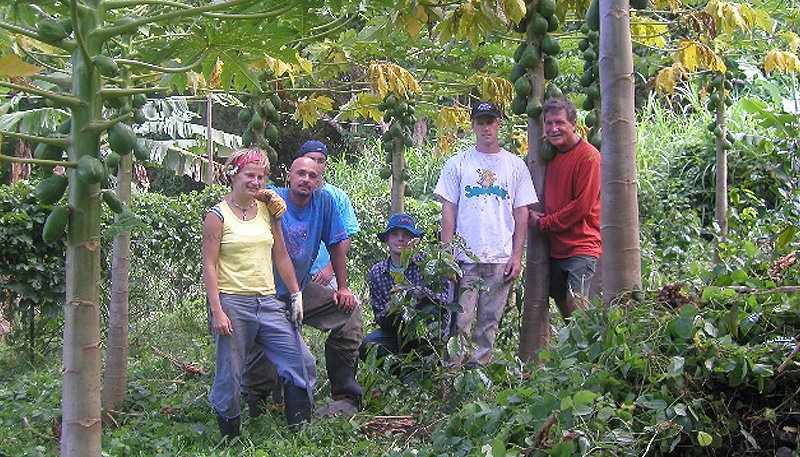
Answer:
[{"xmin": 0, "ymin": 0, "xmax": 797, "ymax": 136}]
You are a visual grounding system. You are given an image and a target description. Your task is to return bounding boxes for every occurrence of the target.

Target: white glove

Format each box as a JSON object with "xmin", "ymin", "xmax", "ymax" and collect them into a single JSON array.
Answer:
[{"xmin": 289, "ymin": 291, "xmax": 304, "ymax": 326}]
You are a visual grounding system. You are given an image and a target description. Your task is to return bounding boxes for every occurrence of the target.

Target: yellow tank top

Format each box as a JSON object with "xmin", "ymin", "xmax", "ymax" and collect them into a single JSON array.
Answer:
[{"xmin": 214, "ymin": 200, "xmax": 276, "ymax": 295}]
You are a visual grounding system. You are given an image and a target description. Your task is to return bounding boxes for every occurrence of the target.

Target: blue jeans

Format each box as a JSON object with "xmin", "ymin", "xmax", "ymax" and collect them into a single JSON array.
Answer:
[{"xmin": 209, "ymin": 293, "xmax": 316, "ymax": 420}]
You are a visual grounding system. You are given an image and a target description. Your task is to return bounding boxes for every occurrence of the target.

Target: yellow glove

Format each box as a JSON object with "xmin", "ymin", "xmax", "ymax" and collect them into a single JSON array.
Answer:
[{"xmin": 256, "ymin": 189, "xmax": 287, "ymax": 218}]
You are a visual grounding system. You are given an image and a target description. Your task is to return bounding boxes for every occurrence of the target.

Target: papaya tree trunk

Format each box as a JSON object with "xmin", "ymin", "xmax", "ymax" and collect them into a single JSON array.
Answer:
[
  {"xmin": 714, "ymin": 84, "xmax": 728, "ymax": 263},
  {"xmin": 101, "ymin": 152, "xmax": 132, "ymax": 416},
  {"xmin": 390, "ymin": 137, "xmax": 405, "ymax": 213},
  {"xmin": 519, "ymin": 36, "xmax": 550, "ymax": 362},
  {"xmin": 62, "ymin": 7, "xmax": 104, "ymax": 456},
  {"xmin": 598, "ymin": 0, "xmax": 641, "ymax": 299}
]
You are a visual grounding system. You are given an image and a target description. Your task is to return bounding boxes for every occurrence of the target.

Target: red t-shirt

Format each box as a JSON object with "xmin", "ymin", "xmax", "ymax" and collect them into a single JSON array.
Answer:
[{"xmin": 539, "ymin": 139, "xmax": 602, "ymax": 259}]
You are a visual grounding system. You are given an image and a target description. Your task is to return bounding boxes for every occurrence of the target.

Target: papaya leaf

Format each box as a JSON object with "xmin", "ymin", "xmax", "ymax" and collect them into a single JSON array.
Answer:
[
  {"xmin": 294, "ymin": 95, "xmax": 334, "ymax": 129},
  {"xmin": 0, "ymin": 54, "xmax": 42, "ymax": 77}
]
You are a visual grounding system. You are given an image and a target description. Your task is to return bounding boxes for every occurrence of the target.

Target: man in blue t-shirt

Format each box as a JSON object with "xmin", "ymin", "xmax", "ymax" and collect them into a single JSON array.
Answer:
[
  {"xmin": 297, "ymin": 140, "xmax": 361, "ymax": 289},
  {"xmin": 242, "ymin": 157, "xmax": 363, "ymax": 418}
]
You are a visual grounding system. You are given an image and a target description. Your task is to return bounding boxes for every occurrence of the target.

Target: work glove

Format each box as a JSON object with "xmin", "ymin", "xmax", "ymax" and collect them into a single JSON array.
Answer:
[
  {"xmin": 256, "ymin": 189, "xmax": 287, "ymax": 218},
  {"xmin": 289, "ymin": 291, "xmax": 304, "ymax": 326}
]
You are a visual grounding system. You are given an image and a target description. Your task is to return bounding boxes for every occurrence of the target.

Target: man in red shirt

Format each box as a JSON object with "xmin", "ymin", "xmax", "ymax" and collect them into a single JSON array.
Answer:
[{"xmin": 529, "ymin": 97, "xmax": 601, "ymax": 317}]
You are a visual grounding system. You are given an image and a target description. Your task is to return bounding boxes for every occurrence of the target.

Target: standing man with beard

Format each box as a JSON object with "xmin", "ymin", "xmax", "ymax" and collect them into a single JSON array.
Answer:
[
  {"xmin": 242, "ymin": 156, "xmax": 364, "ymax": 418},
  {"xmin": 435, "ymin": 101, "xmax": 537, "ymax": 368},
  {"xmin": 529, "ymin": 97, "xmax": 601, "ymax": 318}
]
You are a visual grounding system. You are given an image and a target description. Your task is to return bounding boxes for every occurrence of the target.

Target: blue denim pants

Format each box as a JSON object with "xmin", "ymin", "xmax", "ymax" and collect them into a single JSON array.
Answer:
[{"xmin": 209, "ymin": 293, "xmax": 316, "ymax": 419}]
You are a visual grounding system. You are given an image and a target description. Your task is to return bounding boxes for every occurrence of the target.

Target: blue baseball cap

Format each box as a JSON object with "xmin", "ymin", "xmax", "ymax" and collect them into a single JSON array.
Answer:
[
  {"xmin": 377, "ymin": 213, "xmax": 424, "ymax": 241},
  {"xmin": 296, "ymin": 140, "xmax": 328, "ymax": 158}
]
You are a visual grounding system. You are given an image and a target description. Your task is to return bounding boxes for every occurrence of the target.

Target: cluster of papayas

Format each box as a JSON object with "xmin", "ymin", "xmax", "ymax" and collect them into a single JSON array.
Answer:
[
  {"xmin": 239, "ymin": 93, "xmax": 282, "ymax": 165},
  {"xmin": 377, "ymin": 93, "xmax": 416, "ymax": 180},
  {"xmin": 579, "ymin": 2, "xmax": 602, "ymax": 149},
  {"xmin": 510, "ymin": 0, "xmax": 560, "ymax": 119},
  {"xmin": 705, "ymin": 71, "xmax": 735, "ymax": 150}
]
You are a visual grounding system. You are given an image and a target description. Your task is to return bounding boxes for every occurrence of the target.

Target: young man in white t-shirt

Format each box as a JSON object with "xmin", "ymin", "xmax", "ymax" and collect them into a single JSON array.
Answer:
[{"xmin": 434, "ymin": 101, "xmax": 537, "ymax": 367}]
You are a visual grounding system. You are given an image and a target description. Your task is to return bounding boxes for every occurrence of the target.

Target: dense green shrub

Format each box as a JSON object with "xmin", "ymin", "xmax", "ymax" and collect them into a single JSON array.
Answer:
[{"xmin": 0, "ymin": 181, "xmax": 65, "ymax": 358}]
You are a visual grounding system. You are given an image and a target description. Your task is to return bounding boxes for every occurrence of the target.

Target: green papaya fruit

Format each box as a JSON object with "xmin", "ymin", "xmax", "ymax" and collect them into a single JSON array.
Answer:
[
  {"xmin": 238, "ymin": 108, "xmax": 252, "ymax": 124},
  {"xmin": 578, "ymin": 38, "xmax": 590, "ymax": 52},
  {"xmin": 587, "ymin": 30, "xmax": 599, "ymax": 41},
  {"xmin": 94, "ymin": 54, "xmax": 119, "ymax": 77},
  {"xmin": 582, "ymin": 96, "xmax": 595, "ymax": 111},
  {"xmin": 133, "ymin": 110, "xmax": 146, "ymax": 124},
  {"xmin": 513, "ymin": 42, "xmax": 527, "ymax": 62},
  {"xmin": 260, "ymin": 100, "xmax": 276, "ymax": 119},
  {"xmin": 264, "ymin": 123, "xmax": 279, "ymax": 143},
  {"xmin": 589, "ymin": 131, "xmax": 601, "ymax": 149},
  {"xmin": 543, "ymin": 56, "xmax": 559, "ymax": 80},
  {"xmin": 403, "ymin": 134, "xmax": 414, "ymax": 148},
  {"xmin": 545, "ymin": 83, "xmax": 563, "ymax": 98},
  {"xmin": 58, "ymin": 18, "xmax": 73, "ymax": 34},
  {"xmin": 76, "ymin": 155, "xmax": 105, "ymax": 184},
  {"xmin": 389, "ymin": 122, "xmax": 402, "ymax": 138},
  {"xmin": 37, "ymin": 19, "xmax": 69, "ymax": 42},
  {"xmin": 105, "ymin": 151, "xmax": 121, "ymax": 171},
  {"xmin": 381, "ymin": 131, "xmax": 393, "ymax": 144},
  {"xmin": 538, "ymin": 0, "xmax": 556, "ymax": 18},
  {"xmin": 396, "ymin": 101, "xmax": 409, "ymax": 114},
  {"xmin": 133, "ymin": 141, "xmax": 150, "ymax": 162},
  {"xmin": 586, "ymin": 0, "xmax": 600, "ymax": 31},
  {"xmin": 103, "ymin": 191, "xmax": 125, "ymax": 214},
  {"xmin": 586, "ymin": 82, "xmax": 600, "ymax": 100},
  {"xmin": 585, "ymin": 111, "xmax": 597, "ymax": 128},
  {"xmin": 270, "ymin": 93, "xmax": 283, "ymax": 111},
  {"xmin": 42, "ymin": 206, "xmax": 69, "ymax": 244},
  {"xmin": 514, "ymin": 76, "xmax": 532, "ymax": 97},
  {"xmin": 35, "ymin": 175, "xmax": 68, "ymax": 204},
  {"xmin": 531, "ymin": 15, "xmax": 548, "ymax": 35},
  {"xmin": 630, "ymin": 0, "xmax": 648, "ymax": 8},
  {"xmin": 547, "ymin": 14, "xmax": 560, "ymax": 32},
  {"xmin": 540, "ymin": 34, "xmax": 561, "ymax": 56},
  {"xmin": 510, "ymin": 62, "xmax": 527, "ymax": 83},
  {"xmin": 379, "ymin": 167, "xmax": 391, "ymax": 179},
  {"xmin": 108, "ymin": 123, "xmax": 136, "ymax": 156},
  {"xmin": 250, "ymin": 112, "xmax": 266, "ymax": 131},
  {"xmin": 583, "ymin": 48, "xmax": 597, "ymax": 62},
  {"xmin": 242, "ymin": 130, "xmax": 253, "ymax": 147},
  {"xmin": 539, "ymin": 140, "xmax": 555, "ymax": 161},
  {"xmin": 266, "ymin": 146, "xmax": 278, "ymax": 166},
  {"xmin": 580, "ymin": 70, "xmax": 594, "ymax": 88},
  {"xmin": 104, "ymin": 96, "xmax": 126, "ymax": 110},
  {"xmin": 520, "ymin": 45, "xmax": 540, "ymax": 70},
  {"xmin": 526, "ymin": 98, "xmax": 542, "ymax": 118},
  {"xmin": 34, "ymin": 143, "xmax": 63, "ymax": 162},
  {"xmin": 510, "ymin": 95, "xmax": 527, "ymax": 115},
  {"xmin": 132, "ymin": 93, "xmax": 147, "ymax": 108}
]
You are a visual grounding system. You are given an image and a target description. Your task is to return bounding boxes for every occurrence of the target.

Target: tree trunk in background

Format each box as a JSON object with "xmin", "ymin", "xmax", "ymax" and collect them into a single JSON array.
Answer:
[
  {"xmin": 101, "ymin": 152, "xmax": 132, "ymax": 416},
  {"xmin": 390, "ymin": 138, "xmax": 405, "ymax": 213},
  {"xmin": 519, "ymin": 51, "xmax": 550, "ymax": 362},
  {"xmin": 714, "ymin": 83, "xmax": 728, "ymax": 263},
  {"xmin": 11, "ymin": 134, "xmax": 31, "ymax": 183},
  {"xmin": 598, "ymin": 0, "xmax": 641, "ymax": 300}
]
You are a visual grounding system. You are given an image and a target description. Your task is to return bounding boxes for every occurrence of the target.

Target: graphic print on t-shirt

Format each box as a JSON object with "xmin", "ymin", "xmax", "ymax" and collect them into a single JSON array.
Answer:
[
  {"xmin": 284, "ymin": 220, "xmax": 309, "ymax": 259},
  {"xmin": 465, "ymin": 168, "xmax": 509, "ymax": 199}
]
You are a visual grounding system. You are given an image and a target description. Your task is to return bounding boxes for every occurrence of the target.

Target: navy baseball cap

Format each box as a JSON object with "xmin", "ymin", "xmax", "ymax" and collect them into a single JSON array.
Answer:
[
  {"xmin": 471, "ymin": 101, "xmax": 502, "ymax": 119},
  {"xmin": 296, "ymin": 140, "xmax": 328, "ymax": 158},
  {"xmin": 377, "ymin": 213, "xmax": 424, "ymax": 241}
]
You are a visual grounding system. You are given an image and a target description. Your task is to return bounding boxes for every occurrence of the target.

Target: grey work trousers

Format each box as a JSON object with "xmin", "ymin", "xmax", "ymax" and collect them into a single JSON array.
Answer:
[{"xmin": 241, "ymin": 282, "xmax": 363, "ymax": 399}]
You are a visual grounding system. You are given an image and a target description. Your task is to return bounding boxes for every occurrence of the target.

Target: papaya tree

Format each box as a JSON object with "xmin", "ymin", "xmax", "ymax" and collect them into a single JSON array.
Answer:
[{"xmin": 0, "ymin": 1, "xmax": 311, "ymax": 454}]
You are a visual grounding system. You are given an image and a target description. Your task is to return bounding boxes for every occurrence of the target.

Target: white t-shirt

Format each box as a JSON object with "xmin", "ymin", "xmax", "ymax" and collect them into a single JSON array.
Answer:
[{"xmin": 435, "ymin": 146, "xmax": 538, "ymax": 263}]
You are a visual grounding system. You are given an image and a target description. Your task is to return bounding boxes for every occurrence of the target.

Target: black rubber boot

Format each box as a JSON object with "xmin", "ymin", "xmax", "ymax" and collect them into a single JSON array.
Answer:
[
  {"xmin": 246, "ymin": 393, "xmax": 267, "ymax": 418},
  {"xmin": 324, "ymin": 345, "xmax": 363, "ymax": 399},
  {"xmin": 283, "ymin": 383, "xmax": 311, "ymax": 429},
  {"xmin": 216, "ymin": 414, "xmax": 240, "ymax": 442}
]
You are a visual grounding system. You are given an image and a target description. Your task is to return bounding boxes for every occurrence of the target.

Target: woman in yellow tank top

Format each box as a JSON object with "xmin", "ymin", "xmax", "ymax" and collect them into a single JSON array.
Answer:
[{"xmin": 202, "ymin": 148, "xmax": 315, "ymax": 441}]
